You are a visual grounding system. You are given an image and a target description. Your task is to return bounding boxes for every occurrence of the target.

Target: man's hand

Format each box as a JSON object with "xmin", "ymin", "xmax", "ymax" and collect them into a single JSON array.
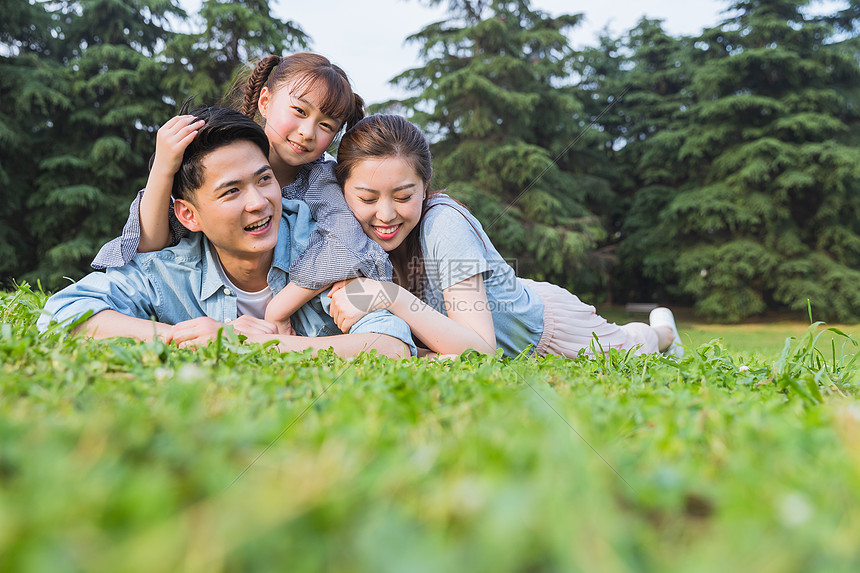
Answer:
[
  {"xmin": 170, "ymin": 317, "xmax": 226, "ymax": 348},
  {"xmin": 170, "ymin": 315, "xmax": 279, "ymax": 347},
  {"xmin": 272, "ymin": 317, "xmax": 296, "ymax": 336},
  {"xmin": 229, "ymin": 315, "xmax": 279, "ymax": 337}
]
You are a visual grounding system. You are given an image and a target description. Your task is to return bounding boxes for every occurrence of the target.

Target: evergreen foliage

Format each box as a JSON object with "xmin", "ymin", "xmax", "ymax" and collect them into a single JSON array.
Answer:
[
  {"xmin": 578, "ymin": 19, "xmax": 697, "ymax": 302},
  {"xmin": 0, "ymin": 0, "xmax": 60, "ymax": 282},
  {"xmin": 1, "ymin": 0, "xmax": 858, "ymax": 321},
  {"xmin": 384, "ymin": 0, "xmax": 614, "ymax": 295},
  {"xmin": 24, "ymin": 0, "xmax": 185, "ymax": 286},
  {"xmin": 619, "ymin": 0, "xmax": 860, "ymax": 321},
  {"xmin": 0, "ymin": 0, "xmax": 306, "ymax": 289}
]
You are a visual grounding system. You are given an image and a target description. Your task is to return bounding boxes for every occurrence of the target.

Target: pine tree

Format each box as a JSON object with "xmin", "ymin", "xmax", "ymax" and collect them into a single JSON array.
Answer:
[
  {"xmin": 22, "ymin": 0, "xmax": 186, "ymax": 287},
  {"xmin": 626, "ymin": 0, "xmax": 860, "ymax": 321},
  {"xmin": 578, "ymin": 19, "xmax": 697, "ymax": 302},
  {"xmin": 1, "ymin": 0, "xmax": 309, "ymax": 288},
  {"xmin": 387, "ymin": 0, "xmax": 614, "ymax": 295},
  {"xmin": 162, "ymin": 0, "xmax": 309, "ymax": 105},
  {"xmin": 0, "ymin": 0, "xmax": 71, "ymax": 284}
]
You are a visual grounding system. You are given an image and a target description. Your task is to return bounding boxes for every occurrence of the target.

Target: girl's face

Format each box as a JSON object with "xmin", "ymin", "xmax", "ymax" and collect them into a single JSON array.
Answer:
[
  {"xmin": 342, "ymin": 156, "xmax": 425, "ymax": 254},
  {"xmin": 258, "ymin": 80, "xmax": 341, "ymax": 180}
]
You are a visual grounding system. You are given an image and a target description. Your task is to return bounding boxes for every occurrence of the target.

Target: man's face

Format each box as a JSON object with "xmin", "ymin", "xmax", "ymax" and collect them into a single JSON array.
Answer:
[{"xmin": 176, "ymin": 140, "xmax": 282, "ymax": 266}]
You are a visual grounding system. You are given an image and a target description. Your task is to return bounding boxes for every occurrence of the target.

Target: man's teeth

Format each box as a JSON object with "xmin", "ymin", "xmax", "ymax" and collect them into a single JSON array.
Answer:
[{"xmin": 245, "ymin": 217, "xmax": 270, "ymax": 231}]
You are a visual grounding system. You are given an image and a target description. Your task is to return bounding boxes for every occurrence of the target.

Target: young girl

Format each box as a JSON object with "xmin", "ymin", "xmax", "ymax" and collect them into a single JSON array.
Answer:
[
  {"xmin": 92, "ymin": 53, "xmax": 391, "ymax": 333},
  {"xmin": 326, "ymin": 114, "xmax": 683, "ymax": 359}
]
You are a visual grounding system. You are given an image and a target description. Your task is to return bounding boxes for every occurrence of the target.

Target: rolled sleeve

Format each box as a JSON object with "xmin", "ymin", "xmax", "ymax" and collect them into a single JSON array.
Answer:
[
  {"xmin": 37, "ymin": 263, "xmax": 160, "ymax": 332},
  {"xmin": 91, "ymin": 189, "xmax": 189, "ymax": 269},
  {"xmin": 348, "ymin": 310, "xmax": 417, "ymax": 357},
  {"xmin": 421, "ymin": 204, "xmax": 493, "ymax": 290},
  {"xmin": 314, "ymin": 290, "xmax": 417, "ymax": 356}
]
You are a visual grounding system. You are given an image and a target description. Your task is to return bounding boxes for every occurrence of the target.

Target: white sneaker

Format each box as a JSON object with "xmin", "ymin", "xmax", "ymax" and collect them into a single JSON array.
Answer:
[{"xmin": 649, "ymin": 307, "xmax": 684, "ymax": 358}]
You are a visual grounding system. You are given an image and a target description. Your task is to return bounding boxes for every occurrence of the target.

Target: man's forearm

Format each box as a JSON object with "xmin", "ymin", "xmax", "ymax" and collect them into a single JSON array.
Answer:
[
  {"xmin": 249, "ymin": 332, "xmax": 410, "ymax": 359},
  {"xmin": 81, "ymin": 310, "xmax": 173, "ymax": 341}
]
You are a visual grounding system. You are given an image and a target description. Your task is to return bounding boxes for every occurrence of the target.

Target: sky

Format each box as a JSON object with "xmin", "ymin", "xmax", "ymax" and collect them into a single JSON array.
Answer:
[{"xmin": 178, "ymin": 0, "xmax": 732, "ymax": 104}]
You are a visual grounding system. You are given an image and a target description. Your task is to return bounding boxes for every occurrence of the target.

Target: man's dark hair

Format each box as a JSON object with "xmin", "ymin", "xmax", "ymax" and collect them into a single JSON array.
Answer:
[{"xmin": 152, "ymin": 104, "xmax": 270, "ymax": 202}]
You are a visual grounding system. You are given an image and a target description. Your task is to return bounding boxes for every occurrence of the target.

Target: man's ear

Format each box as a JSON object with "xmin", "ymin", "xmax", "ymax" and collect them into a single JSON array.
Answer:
[
  {"xmin": 258, "ymin": 86, "xmax": 271, "ymax": 119},
  {"xmin": 174, "ymin": 198, "xmax": 202, "ymax": 232}
]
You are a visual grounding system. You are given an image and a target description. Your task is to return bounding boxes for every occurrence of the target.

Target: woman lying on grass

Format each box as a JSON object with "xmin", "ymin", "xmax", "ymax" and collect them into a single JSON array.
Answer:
[{"xmin": 285, "ymin": 114, "xmax": 684, "ymax": 359}]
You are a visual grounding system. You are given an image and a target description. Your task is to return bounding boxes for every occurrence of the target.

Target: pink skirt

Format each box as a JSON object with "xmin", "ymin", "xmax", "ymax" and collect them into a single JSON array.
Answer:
[{"xmin": 521, "ymin": 279, "xmax": 659, "ymax": 358}]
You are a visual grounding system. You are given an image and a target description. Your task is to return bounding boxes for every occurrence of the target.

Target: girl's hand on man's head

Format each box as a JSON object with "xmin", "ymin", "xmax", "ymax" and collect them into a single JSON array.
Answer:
[{"xmin": 153, "ymin": 115, "xmax": 206, "ymax": 175}]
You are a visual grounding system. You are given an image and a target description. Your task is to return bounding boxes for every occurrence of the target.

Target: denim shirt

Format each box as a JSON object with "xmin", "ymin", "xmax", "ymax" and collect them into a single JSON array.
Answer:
[
  {"xmin": 91, "ymin": 160, "xmax": 393, "ymax": 290},
  {"xmin": 38, "ymin": 199, "xmax": 416, "ymax": 355}
]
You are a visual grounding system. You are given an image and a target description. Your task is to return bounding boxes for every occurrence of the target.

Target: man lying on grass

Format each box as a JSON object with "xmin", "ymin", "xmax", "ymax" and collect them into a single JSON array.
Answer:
[{"xmin": 37, "ymin": 107, "xmax": 414, "ymax": 359}]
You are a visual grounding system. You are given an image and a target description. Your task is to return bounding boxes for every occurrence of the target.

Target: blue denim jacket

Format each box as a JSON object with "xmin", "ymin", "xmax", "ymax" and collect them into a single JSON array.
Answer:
[{"xmin": 38, "ymin": 199, "xmax": 416, "ymax": 355}]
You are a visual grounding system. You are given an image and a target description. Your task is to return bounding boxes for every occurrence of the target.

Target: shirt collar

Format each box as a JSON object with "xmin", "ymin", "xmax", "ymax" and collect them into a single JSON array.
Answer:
[
  {"xmin": 274, "ymin": 198, "xmax": 315, "ymax": 272},
  {"xmin": 200, "ymin": 236, "xmax": 228, "ymax": 301},
  {"xmin": 197, "ymin": 198, "xmax": 314, "ymax": 297},
  {"xmin": 272, "ymin": 201, "xmax": 293, "ymax": 273}
]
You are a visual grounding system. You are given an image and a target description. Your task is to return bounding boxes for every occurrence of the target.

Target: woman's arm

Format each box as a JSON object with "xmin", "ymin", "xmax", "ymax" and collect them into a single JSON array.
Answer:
[{"xmin": 329, "ymin": 276, "xmax": 497, "ymax": 356}]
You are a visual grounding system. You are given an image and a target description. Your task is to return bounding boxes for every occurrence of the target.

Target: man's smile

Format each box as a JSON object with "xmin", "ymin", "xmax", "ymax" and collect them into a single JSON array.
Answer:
[{"xmin": 244, "ymin": 216, "xmax": 272, "ymax": 234}]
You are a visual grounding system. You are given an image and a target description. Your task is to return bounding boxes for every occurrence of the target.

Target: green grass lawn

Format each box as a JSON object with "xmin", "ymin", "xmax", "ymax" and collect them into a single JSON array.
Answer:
[
  {"xmin": 2, "ymin": 287, "xmax": 860, "ymax": 572},
  {"xmin": 601, "ymin": 305, "xmax": 859, "ymax": 358}
]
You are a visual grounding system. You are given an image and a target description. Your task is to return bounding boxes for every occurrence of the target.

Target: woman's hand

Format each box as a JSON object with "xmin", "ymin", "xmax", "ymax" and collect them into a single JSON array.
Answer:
[{"xmin": 329, "ymin": 278, "xmax": 394, "ymax": 333}]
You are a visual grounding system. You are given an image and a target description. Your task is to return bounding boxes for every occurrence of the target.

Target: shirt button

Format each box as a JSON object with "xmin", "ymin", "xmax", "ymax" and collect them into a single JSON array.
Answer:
[{"xmin": 223, "ymin": 287, "xmax": 232, "ymax": 296}]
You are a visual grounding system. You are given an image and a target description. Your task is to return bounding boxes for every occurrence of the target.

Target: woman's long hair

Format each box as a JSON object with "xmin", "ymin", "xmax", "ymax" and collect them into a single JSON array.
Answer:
[{"xmin": 334, "ymin": 115, "xmax": 434, "ymax": 297}]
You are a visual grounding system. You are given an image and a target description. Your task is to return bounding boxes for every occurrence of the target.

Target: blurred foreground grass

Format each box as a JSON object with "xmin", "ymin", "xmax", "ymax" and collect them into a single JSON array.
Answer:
[{"xmin": 2, "ymin": 286, "xmax": 860, "ymax": 572}]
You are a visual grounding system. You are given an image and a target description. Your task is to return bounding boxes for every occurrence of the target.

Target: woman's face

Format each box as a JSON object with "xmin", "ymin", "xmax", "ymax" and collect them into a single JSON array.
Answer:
[{"xmin": 342, "ymin": 156, "xmax": 425, "ymax": 253}]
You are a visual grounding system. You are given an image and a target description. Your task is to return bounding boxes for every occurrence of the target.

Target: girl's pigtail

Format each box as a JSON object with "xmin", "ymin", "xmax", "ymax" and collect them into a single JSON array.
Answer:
[
  {"xmin": 242, "ymin": 55, "xmax": 281, "ymax": 118},
  {"xmin": 344, "ymin": 92, "xmax": 366, "ymax": 133}
]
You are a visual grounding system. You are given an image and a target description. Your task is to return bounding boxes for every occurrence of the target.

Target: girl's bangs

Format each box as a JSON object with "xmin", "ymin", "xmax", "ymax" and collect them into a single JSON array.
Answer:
[{"xmin": 291, "ymin": 71, "xmax": 353, "ymax": 128}]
